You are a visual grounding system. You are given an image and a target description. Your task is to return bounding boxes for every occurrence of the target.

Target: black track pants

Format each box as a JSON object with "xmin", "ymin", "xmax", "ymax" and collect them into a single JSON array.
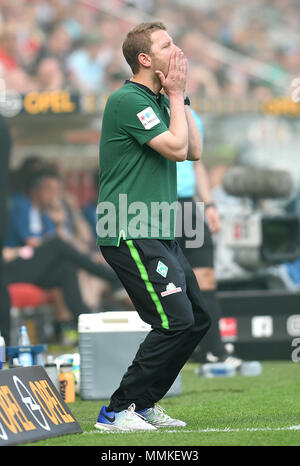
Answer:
[{"xmin": 100, "ymin": 238, "xmax": 211, "ymax": 412}]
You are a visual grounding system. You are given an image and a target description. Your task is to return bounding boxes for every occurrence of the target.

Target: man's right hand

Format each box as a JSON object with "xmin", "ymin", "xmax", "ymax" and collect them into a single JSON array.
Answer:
[
  {"xmin": 155, "ymin": 50, "xmax": 188, "ymax": 97},
  {"xmin": 147, "ymin": 49, "xmax": 189, "ymax": 162}
]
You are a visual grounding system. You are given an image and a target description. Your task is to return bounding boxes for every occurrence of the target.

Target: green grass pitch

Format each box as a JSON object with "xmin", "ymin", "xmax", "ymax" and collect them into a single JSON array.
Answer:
[{"xmin": 25, "ymin": 361, "xmax": 300, "ymax": 446}]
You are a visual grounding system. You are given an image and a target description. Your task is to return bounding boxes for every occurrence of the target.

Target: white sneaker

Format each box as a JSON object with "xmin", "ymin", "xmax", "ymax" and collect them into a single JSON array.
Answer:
[
  {"xmin": 206, "ymin": 352, "xmax": 243, "ymax": 369},
  {"xmin": 95, "ymin": 403, "xmax": 157, "ymax": 431},
  {"xmin": 138, "ymin": 404, "xmax": 186, "ymax": 428}
]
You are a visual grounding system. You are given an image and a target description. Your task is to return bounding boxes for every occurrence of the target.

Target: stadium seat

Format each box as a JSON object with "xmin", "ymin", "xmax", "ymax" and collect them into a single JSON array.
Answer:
[
  {"xmin": 8, "ymin": 283, "xmax": 52, "ymax": 308},
  {"xmin": 8, "ymin": 283, "xmax": 53, "ymax": 344}
]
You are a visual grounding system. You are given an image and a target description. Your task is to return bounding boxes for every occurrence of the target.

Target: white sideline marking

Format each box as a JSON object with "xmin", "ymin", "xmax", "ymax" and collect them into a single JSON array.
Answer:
[{"xmin": 85, "ymin": 425, "xmax": 300, "ymax": 435}]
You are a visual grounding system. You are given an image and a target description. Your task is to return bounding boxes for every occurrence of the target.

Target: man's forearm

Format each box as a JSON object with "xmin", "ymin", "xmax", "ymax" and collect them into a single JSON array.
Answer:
[
  {"xmin": 185, "ymin": 106, "xmax": 202, "ymax": 161},
  {"xmin": 168, "ymin": 92, "xmax": 189, "ymax": 157},
  {"xmin": 146, "ymin": 93, "xmax": 188, "ymax": 162}
]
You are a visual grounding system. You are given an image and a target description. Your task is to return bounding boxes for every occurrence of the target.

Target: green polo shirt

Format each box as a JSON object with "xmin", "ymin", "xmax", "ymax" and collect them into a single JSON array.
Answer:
[{"xmin": 97, "ymin": 80, "xmax": 178, "ymax": 246}]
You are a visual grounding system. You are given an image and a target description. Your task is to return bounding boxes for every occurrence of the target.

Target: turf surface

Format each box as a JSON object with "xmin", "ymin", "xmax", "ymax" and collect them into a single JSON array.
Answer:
[{"xmin": 24, "ymin": 361, "xmax": 300, "ymax": 446}]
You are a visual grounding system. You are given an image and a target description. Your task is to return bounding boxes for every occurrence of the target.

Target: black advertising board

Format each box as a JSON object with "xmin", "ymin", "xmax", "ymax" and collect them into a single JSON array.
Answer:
[
  {"xmin": 217, "ymin": 290, "xmax": 300, "ymax": 360},
  {"xmin": 0, "ymin": 366, "xmax": 82, "ymax": 446}
]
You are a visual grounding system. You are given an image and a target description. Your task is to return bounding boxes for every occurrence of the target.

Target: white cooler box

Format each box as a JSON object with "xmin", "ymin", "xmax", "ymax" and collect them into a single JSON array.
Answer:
[{"xmin": 79, "ymin": 311, "xmax": 182, "ymax": 400}]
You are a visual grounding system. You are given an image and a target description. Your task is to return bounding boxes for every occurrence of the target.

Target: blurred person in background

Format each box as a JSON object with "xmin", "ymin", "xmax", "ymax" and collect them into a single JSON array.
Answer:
[
  {"xmin": 204, "ymin": 164, "xmax": 248, "ymax": 282},
  {"xmin": 35, "ymin": 57, "xmax": 66, "ymax": 90},
  {"xmin": 176, "ymin": 111, "xmax": 242, "ymax": 367},
  {"xmin": 5, "ymin": 167, "xmax": 58, "ymax": 249},
  {"xmin": 0, "ymin": 114, "xmax": 12, "ymax": 344},
  {"xmin": 66, "ymin": 33, "xmax": 105, "ymax": 92},
  {"xmin": 9, "ymin": 158, "xmax": 84, "ymax": 333},
  {"xmin": 32, "ymin": 23, "xmax": 72, "ymax": 75}
]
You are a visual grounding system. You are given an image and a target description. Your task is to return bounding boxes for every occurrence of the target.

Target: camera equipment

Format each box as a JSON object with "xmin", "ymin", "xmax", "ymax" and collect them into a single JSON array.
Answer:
[{"xmin": 221, "ymin": 166, "xmax": 300, "ymax": 269}]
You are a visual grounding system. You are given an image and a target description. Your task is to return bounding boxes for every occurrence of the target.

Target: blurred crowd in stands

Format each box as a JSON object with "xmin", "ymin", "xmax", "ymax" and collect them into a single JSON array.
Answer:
[{"xmin": 0, "ymin": 0, "xmax": 299, "ymax": 99}]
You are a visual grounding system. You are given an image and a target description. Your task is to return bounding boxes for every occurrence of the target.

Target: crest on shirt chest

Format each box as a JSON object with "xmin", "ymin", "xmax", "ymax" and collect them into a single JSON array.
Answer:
[{"xmin": 156, "ymin": 260, "xmax": 168, "ymax": 278}]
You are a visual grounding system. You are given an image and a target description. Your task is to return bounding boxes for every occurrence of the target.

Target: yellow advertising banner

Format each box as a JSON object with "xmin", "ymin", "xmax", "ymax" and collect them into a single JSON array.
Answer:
[{"xmin": 0, "ymin": 366, "xmax": 82, "ymax": 445}]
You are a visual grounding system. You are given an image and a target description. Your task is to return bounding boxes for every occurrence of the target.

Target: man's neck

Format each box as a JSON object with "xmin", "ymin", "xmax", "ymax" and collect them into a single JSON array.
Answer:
[{"xmin": 130, "ymin": 73, "xmax": 162, "ymax": 95}]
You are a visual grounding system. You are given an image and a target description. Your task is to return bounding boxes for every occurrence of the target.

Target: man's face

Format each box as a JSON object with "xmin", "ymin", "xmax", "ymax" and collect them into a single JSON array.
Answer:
[{"xmin": 149, "ymin": 29, "xmax": 181, "ymax": 78}]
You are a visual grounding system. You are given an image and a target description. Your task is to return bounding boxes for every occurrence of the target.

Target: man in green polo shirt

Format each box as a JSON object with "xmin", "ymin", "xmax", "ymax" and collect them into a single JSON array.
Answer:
[
  {"xmin": 97, "ymin": 81, "xmax": 177, "ymax": 245},
  {"xmin": 95, "ymin": 22, "xmax": 210, "ymax": 432}
]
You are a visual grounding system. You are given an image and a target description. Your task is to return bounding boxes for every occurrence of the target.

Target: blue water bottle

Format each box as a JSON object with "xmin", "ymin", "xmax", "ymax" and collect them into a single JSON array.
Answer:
[
  {"xmin": 18, "ymin": 325, "xmax": 33, "ymax": 367},
  {"xmin": 197, "ymin": 362, "xmax": 236, "ymax": 378},
  {"xmin": 0, "ymin": 330, "xmax": 5, "ymax": 370}
]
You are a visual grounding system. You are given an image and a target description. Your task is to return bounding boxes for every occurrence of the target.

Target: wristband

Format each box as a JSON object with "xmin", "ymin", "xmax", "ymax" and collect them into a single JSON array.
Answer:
[{"xmin": 184, "ymin": 96, "xmax": 191, "ymax": 106}]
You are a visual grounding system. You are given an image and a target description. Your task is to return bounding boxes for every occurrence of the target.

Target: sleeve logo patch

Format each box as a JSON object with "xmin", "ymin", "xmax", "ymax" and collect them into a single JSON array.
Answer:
[{"xmin": 137, "ymin": 107, "xmax": 160, "ymax": 130}]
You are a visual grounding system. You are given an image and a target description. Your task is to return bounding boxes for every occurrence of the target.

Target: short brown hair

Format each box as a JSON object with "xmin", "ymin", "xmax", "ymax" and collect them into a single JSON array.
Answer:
[{"xmin": 122, "ymin": 22, "xmax": 167, "ymax": 74}]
